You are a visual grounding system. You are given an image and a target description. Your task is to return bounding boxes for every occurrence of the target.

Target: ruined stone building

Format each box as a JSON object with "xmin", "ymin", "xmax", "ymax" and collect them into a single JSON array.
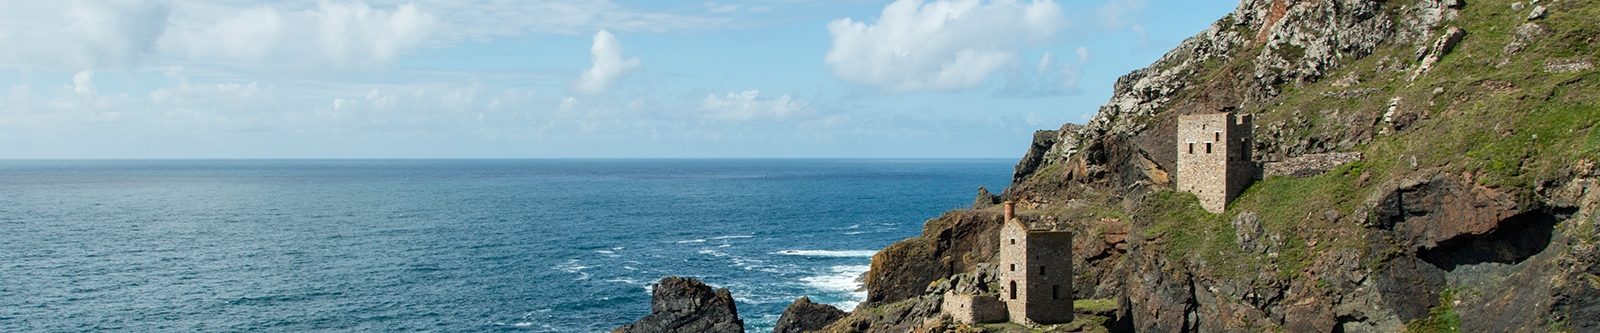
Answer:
[
  {"xmin": 941, "ymin": 202, "xmax": 1075, "ymax": 326},
  {"xmin": 997, "ymin": 202, "xmax": 1074, "ymax": 325},
  {"xmin": 1176, "ymin": 112, "xmax": 1256, "ymax": 213}
]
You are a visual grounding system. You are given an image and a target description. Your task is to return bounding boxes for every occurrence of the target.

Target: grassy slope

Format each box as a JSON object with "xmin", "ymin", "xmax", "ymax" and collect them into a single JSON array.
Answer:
[{"xmin": 1135, "ymin": 0, "xmax": 1597, "ymax": 331}]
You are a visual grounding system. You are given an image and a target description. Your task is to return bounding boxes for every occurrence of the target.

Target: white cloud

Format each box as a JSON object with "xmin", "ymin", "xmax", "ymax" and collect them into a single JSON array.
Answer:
[
  {"xmin": 72, "ymin": 71, "xmax": 95, "ymax": 94},
  {"xmin": 0, "ymin": 1, "xmax": 438, "ymax": 70},
  {"xmin": 1096, "ymin": 0, "xmax": 1147, "ymax": 30},
  {"xmin": 0, "ymin": 0, "xmax": 171, "ymax": 70},
  {"xmin": 701, "ymin": 90, "xmax": 808, "ymax": 121},
  {"xmin": 174, "ymin": 1, "xmax": 438, "ymax": 68},
  {"xmin": 997, "ymin": 46, "xmax": 1089, "ymax": 97},
  {"xmin": 825, "ymin": 0, "xmax": 1064, "ymax": 92},
  {"xmin": 573, "ymin": 30, "xmax": 640, "ymax": 95}
]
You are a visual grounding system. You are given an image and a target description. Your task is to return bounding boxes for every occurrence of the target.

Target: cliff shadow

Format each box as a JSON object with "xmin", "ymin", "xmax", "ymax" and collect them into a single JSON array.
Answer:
[{"xmin": 1417, "ymin": 206, "xmax": 1574, "ymax": 272}]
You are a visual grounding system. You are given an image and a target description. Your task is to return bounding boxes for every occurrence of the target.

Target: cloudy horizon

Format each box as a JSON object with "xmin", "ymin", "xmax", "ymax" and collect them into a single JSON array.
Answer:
[{"xmin": 0, "ymin": 0, "xmax": 1231, "ymax": 159}]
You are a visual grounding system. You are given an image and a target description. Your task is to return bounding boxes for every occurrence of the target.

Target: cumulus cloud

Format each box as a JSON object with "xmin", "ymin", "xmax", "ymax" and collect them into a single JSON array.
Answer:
[
  {"xmin": 175, "ymin": 1, "xmax": 439, "ymax": 68},
  {"xmin": 0, "ymin": 0, "xmax": 171, "ymax": 70},
  {"xmin": 825, "ymin": 0, "xmax": 1064, "ymax": 92},
  {"xmin": 0, "ymin": 1, "xmax": 437, "ymax": 70},
  {"xmin": 573, "ymin": 30, "xmax": 641, "ymax": 95},
  {"xmin": 996, "ymin": 47, "xmax": 1089, "ymax": 97},
  {"xmin": 700, "ymin": 90, "xmax": 808, "ymax": 121},
  {"xmin": 71, "ymin": 71, "xmax": 95, "ymax": 94}
]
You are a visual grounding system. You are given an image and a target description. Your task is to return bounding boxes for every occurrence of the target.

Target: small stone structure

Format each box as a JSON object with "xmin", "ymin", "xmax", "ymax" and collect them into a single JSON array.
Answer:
[
  {"xmin": 997, "ymin": 202, "xmax": 1074, "ymax": 325},
  {"xmin": 1176, "ymin": 112, "xmax": 1257, "ymax": 213},
  {"xmin": 941, "ymin": 291, "xmax": 1007, "ymax": 324},
  {"xmin": 940, "ymin": 202, "xmax": 1075, "ymax": 325}
]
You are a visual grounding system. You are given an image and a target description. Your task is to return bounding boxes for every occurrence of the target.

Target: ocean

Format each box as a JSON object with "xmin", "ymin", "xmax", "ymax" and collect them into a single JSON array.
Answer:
[{"xmin": 0, "ymin": 159, "xmax": 1012, "ymax": 332}]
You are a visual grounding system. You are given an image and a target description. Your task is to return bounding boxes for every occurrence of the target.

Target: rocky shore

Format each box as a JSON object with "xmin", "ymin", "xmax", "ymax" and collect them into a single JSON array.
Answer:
[{"xmin": 616, "ymin": 0, "xmax": 1600, "ymax": 331}]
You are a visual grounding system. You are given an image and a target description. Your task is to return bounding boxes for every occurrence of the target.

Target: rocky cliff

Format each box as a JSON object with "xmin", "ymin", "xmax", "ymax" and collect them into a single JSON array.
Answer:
[
  {"xmin": 620, "ymin": 0, "xmax": 1599, "ymax": 331},
  {"xmin": 818, "ymin": 0, "xmax": 1600, "ymax": 332}
]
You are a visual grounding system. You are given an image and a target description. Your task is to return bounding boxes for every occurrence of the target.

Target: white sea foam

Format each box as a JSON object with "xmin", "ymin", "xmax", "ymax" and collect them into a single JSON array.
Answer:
[
  {"xmin": 775, "ymin": 250, "xmax": 877, "ymax": 258},
  {"xmin": 711, "ymin": 235, "xmax": 754, "ymax": 240},
  {"xmin": 675, "ymin": 239, "xmax": 706, "ymax": 244},
  {"xmin": 800, "ymin": 265, "xmax": 869, "ymax": 309},
  {"xmin": 843, "ymin": 231, "xmax": 866, "ymax": 235},
  {"xmin": 698, "ymin": 249, "xmax": 730, "ymax": 257},
  {"xmin": 557, "ymin": 260, "xmax": 591, "ymax": 281}
]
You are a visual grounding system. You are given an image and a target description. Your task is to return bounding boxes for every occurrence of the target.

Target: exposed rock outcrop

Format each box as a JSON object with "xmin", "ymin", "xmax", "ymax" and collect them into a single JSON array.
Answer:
[
  {"xmin": 614, "ymin": 0, "xmax": 1600, "ymax": 331},
  {"xmin": 773, "ymin": 296, "xmax": 847, "ymax": 333},
  {"xmin": 613, "ymin": 277, "xmax": 743, "ymax": 333}
]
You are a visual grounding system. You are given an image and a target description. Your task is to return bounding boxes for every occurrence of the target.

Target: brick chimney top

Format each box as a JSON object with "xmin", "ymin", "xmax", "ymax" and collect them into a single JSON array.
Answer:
[{"xmin": 1003, "ymin": 201, "xmax": 1015, "ymax": 221}]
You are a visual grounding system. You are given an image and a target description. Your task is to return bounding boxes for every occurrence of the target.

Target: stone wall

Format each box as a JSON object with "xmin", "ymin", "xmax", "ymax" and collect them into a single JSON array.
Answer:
[
  {"xmin": 940, "ymin": 292, "xmax": 1007, "ymax": 324},
  {"xmin": 1263, "ymin": 152, "xmax": 1361, "ymax": 177},
  {"xmin": 998, "ymin": 220, "xmax": 1028, "ymax": 322},
  {"xmin": 1022, "ymin": 230, "xmax": 1074, "ymax": 324}
]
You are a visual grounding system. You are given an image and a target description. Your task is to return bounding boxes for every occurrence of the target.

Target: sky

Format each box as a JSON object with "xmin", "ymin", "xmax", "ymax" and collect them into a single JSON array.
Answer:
[{"xmin": 0, "ymin": 0, "xmax": 1234, "ymax": 159}]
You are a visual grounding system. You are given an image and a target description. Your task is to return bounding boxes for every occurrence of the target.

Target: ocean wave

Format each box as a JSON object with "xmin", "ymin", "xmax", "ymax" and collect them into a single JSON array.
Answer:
[
  {"xmin": 675, "ymin": 239, "xmax": 706, "ymax": 244},
  {"xmin": 711, "ymin": 235, "xmax": 754, "ymax": 240},
  {"xmin": 775, "ymin": 250, "xmax": 877, "ymax": 258},
  {"xmin": 697, "ymin": 249, "xmax": 730, "ymax": 257},
  {"xmin": 800, "ymin": 265, "xmax": 869, "ymax": 309},
  {"xmin": 556, "ymin": 260, "xmax": 591, "ymax": 281}
]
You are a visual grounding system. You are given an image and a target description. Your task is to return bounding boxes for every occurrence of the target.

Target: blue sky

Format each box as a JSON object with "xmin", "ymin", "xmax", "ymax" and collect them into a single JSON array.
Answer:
[{"xmin": 0, "ymin": 0, "xmax": 1233, "ymax": 158}]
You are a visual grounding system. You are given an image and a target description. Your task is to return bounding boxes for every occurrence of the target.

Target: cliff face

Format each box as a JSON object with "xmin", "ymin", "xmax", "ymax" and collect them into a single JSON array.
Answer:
[{"xmin": 830, "ymin": 0, "xmax": 1600, "ymax": 332}]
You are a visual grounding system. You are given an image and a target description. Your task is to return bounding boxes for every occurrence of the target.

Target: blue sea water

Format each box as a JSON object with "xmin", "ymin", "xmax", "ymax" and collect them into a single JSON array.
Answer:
[{"xmin": 0, "ymin": 159, "xmax": 1011, "ymax": 332}]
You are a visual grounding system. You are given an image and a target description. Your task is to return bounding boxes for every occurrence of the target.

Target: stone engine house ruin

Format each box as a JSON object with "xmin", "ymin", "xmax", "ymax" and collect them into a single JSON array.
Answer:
[
  {"xmin": 943, "ymin": 202, "xmax": 1074, "ymax": 326},
  {"xmin": 1176, "ymin": 112, "xmax": 1257, "ymax": 213}
]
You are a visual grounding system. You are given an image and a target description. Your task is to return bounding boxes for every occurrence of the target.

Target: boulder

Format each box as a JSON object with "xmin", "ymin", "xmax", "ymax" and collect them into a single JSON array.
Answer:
[
  {"xmin": 773, "ymin": 297, "xmax": 847, "ymax": 333},
  {"xmin": 613, "ymin": 277, "xmax": 744, "ymax": 333}
]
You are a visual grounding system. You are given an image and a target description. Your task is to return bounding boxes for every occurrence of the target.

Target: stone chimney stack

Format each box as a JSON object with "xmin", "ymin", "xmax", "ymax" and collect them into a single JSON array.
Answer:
[{"xmin": 1003, "ymin": 201, "xmax": 1015, "ymax": 222}]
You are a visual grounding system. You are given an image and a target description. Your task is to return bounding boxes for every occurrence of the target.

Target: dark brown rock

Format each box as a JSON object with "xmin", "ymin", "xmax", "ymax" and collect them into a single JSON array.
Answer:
[
  {"xmin": 1014, "ymin": 129, "xmax": 1061, "ymax": 184},
  {"xmin": 773, "ymin": 296, "xmax": 847, "ymax": 333},
  {"xmin": 613, "ymin": 277, "xmax": 743, "ymax": 333},
  {"xmin": 863, "ymin": 211, "xmax": 1004, "ymax": 306}
]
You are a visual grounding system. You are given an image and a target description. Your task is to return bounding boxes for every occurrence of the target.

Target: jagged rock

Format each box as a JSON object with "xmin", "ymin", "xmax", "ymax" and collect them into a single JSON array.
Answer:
[
  {"xmin": 1372, "ymin": 175, "xmax": 1527, "ymax": 249},
  {"xmin": 1504, "ymin": 22, "xmax": 1547, "ymax": 55},
  {"xmin": 1527, "ymin": 5, "xmax": 1547, "ymax": 20},
  {"xmin": 863, "ymin": 211, "xmax": 1005, "ymax": 306},
  {"xmin": 1013, "ymin": 130, "xmax": 1061, "ymax": 184},
  {"xmin": 972, "ymin": 186, "xmax": 1000, "ymax": 209},
  {"xmin": 1232, "ymin": 212, "xmax": 1276, "ymax": 255},
  {"xmin": 613, "ymin": 277, "xmax": 744, "ymax": 333},
  {"xmin": 818, "ymin": 295, "xmax": 945, "ymax": 333},
  {"xmin": 1410, "ymin": 26, "xmax": 1466, "ymax": 81},
  {"xmin": 773, "ymin": 297, "xmax": 847, "ymax": 333}
]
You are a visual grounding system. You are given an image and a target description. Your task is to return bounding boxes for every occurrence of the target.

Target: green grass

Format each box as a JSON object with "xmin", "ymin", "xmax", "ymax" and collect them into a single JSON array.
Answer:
[
  {"xmin": 1073, "ymin": 298, "xmax": 1118, "ymax": 314},
  {"xmin": 1405, "ymin": 289, "xmax": 1462, "ymax": 332}
]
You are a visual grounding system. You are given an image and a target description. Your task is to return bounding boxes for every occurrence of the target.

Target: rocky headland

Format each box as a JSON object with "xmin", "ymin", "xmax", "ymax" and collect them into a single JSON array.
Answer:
[{"xmin": 616, "ymin": 0, "xmax": 1599, "ymax": 331}]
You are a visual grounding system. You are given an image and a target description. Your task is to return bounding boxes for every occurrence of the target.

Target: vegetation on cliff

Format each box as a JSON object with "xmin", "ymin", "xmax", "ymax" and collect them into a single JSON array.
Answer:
[{"xmin": 824, "ymin": 0, "xmax": 1600, "ymax": 332}]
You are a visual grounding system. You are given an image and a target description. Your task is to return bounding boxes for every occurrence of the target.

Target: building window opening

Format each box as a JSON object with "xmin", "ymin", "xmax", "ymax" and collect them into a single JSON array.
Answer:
[
  {"xmin": 1052, "ymin": 285, "xmax": 1060, "ymax": 300},
  {"xmin": 1039, "ymin": 266, "xmax": 1046, "ymax": 276},
  {"xmin": 1010, "ymin": 281, "xmax": 1018, "ymax": 300},
  {"xmin": 1010, "ymin": 239, "xmax": 1015, "ymax": 245},
  {"xmin": 1215, "ymin": 131, "xmax": 1221, "ymax": 141},
  {"xmin": 1010, "ymin": 264, "xmax": 1016, "ymax": 272},
  {"xmin": 1187, "ymin": 143, "xmax": 1194, "ymax": 154},
  {"xmin": 1205, "ymin": 142, "xmax": 1213, "ymax": 154}
]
